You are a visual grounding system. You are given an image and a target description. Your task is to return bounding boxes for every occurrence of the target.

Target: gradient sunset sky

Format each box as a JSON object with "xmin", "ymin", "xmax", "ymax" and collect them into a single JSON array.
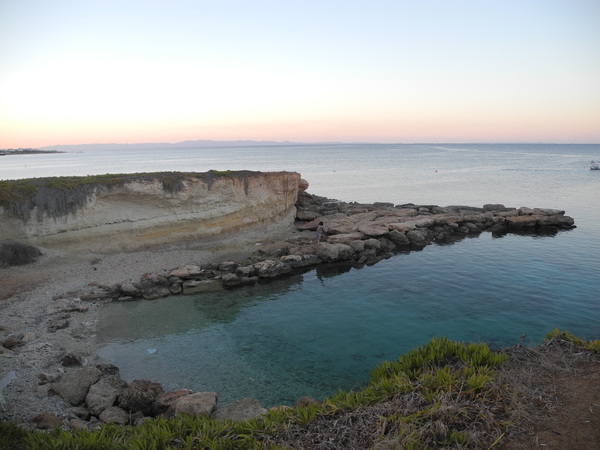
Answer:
[{"xmin": 1, "ymin": 0, "xmax": 599, "ymax": 148}]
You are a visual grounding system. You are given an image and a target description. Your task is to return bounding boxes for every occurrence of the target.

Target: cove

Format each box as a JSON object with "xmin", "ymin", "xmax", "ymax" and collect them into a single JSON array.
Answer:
[{"xmin": 94, "ymin": 230, "xmax": 599, "ymax": 408}]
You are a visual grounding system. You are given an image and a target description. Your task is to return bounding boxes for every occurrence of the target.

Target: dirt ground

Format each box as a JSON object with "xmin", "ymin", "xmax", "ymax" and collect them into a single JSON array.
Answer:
[{"xmin": 500, "ymin": 361, "xmax": 600, "ymax": 449}]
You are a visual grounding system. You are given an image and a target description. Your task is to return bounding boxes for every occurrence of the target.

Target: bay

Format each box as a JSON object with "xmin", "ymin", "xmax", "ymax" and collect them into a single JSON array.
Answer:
[{"xmin": 2, "ymin": 143, "xmax": 599, "ymax": 406}]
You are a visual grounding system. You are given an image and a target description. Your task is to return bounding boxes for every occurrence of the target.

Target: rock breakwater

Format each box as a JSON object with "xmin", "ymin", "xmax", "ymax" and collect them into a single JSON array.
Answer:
[{"xmin": 77, "ymin": 191, "xmax": 575, "ymax": 302}]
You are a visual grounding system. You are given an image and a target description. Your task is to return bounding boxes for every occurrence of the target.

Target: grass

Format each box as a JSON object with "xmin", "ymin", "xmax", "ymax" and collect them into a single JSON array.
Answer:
[{"xmin": 2, "ymin": 331, "xmax": 597, "ymax": 449}]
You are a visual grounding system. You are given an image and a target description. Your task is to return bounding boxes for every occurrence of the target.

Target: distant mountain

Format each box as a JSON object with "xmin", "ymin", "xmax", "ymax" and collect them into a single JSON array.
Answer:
[{"xmin": 38, "ymin": 140, "xmax": 323, "ymax": 152}]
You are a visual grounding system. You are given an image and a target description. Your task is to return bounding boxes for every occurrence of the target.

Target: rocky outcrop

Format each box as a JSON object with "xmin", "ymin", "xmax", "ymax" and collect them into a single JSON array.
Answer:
[
  {"xmin": 0, "ymin": 171, "xmax": 301, "ymax": 254},
  {"xmin": 61, "ymin": 192, "xmax": 574, "ymax": 303},
  {"xmin": 43, "ymin": 364, "xmax": 264, "ymax": 426}
]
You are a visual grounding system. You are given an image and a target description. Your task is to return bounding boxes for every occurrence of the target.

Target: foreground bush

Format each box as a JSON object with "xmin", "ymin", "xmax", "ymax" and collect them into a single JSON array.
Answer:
[{"xmin": 0, "ymin": 241, "xmax": 42, "ymax": 267}]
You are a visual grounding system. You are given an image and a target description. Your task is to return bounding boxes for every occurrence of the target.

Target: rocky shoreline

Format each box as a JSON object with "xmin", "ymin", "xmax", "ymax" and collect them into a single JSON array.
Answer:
[{"xmin": 0, "ymin": 191, "xmax": 575, "ymax": 430}]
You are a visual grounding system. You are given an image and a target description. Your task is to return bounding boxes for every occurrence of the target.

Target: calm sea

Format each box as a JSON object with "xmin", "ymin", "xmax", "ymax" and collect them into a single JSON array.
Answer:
[{"xmin": 2, "ymin": 143, "xmax": 599, "ymax": 406}]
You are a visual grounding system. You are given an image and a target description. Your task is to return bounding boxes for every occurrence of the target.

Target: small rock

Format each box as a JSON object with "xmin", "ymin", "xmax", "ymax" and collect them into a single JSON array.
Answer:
[
  {"xmin": 295, "ymin": 396, "xmax": 319, "ymax": 407},
  {"xmin": 31, "ymin": 412, "xmax": 62, "ymax": 429}
]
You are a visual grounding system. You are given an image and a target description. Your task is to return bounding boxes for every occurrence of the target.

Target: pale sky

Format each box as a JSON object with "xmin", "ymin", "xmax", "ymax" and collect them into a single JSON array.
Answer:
[{"xmin": 1, "ymin": 0, "xmax": 599, "ymax": 148}]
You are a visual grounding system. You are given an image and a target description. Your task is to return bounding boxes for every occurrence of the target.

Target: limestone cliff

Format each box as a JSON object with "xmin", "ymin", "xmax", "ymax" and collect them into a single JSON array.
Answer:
[{"xmin": 0, "ymin": 171, "xmax": 301, "ymax": 253}]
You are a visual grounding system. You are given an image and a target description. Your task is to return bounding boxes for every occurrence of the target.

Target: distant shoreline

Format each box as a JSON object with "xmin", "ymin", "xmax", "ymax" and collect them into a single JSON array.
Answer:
[{"xmin": 0, "ymin": 149, "xmax": 64, "ymax": 156}]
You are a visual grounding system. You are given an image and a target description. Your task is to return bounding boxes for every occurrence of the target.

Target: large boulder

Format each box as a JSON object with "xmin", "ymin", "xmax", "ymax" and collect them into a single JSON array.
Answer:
[
  {"xmin": 118, "ymin": 379, "xmax": 164, "ymax": 415},
  {"xmin": 388, "ymin": 229, "xmax": 410, "ymax": 247},
  {"xmin": 170, "ymin": 392, "xmax": 218, "ymax": 417},
  {"xmin": 253, "ymin": 259, "xmax": 292, "ymax": 278},
  {"xmin": 52, "ymin": 366, "xmax": 102, "ymax": 406},
  {"xmin": 86, "ymin": 375, "xmax": 128, "ymax": 416},
  {"xmin": 315, "ymin": 243, "xmax": 355, "ymax": 263},
  {"xmin": 153, "ymin": 389, "xmax": 192, "ymax": 416},
  {"xmin": 406, "ymin": 229, "xmax": 431, "ymax": 247},
  {"xmin": 99, "ymin": 406, "xmax": 129, "ymax": 425}
]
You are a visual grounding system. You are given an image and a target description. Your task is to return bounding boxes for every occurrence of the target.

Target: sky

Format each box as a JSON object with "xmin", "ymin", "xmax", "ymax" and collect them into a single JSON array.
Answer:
[{"xmin": 1, "ymin": 0, "xmax": 599, "ymax": 148}]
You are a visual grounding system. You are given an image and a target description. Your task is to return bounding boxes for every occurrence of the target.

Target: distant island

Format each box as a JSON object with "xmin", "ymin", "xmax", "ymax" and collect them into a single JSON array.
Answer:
[{"xmin": 0, "ymin": 148, "xmax": 64, "ymax": 155}]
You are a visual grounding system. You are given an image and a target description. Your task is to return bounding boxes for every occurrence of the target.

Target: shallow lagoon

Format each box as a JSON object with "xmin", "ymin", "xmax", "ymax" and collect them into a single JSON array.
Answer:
[{"xmin": 95, "ymin": 227, "xmax": 599, "ymax": 407}]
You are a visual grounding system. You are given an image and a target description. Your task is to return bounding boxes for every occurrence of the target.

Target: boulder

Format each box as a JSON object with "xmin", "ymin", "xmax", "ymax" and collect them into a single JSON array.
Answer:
[
  {"xmin": 406, "ymin": 229, "xmax": 431, "ymax": 247},
  {"xmin": 142, "ymin": 287, "xmax": 171, "ymax": 300},
  {"xmin": 483, "ymin": 204, "xmax": 507, "ymax": 212},
  {"xmin": 86, "ymin": 375, "xmax": 128, "ymax": 416},
  {"xmin": 348, "ymin": 240, "xmax": 366, "ymax": 252},
  {"xmin": 378, "ymin": 237, "xmax": 396, "ymax": 252},
  {"xmin": 298, "ymin": 178, "xmax": 309, "ymax": 191},
  {"xmin": 69, "ymin": 418, "xmax": 88, "ymax": 430},
  {"xmin": 119, "ymin": 379, "xmax": 164, "ymax": 415},
  {"xmin": 253, "ymin": 259, "xmax": 292, "ymax": 278},
  {"xmin": 52, "ymin": 366, "xmax": 102, "ymax": 406},
  {"xmin": 388, "ymin": 229, "xmax": 410, "ymax": 247},
  {"xmin": 315, "ymin": 243, "xmax": 355, "ymax": 263},
  {"xmin": 170, "ymin": 392, "xmax": 218, "ymax": 417},
  {"xmin": 296, "ymin": 209, "xmax": 319, "ymax": 221},
  {"xmin": 99, "ymin": 406, "xmax": 129, "ymax": 425},
  {"xmin": 221, "ymin": 273, "xmax": 258, "ymax": 288},
  {"xmin": 506, "ymin": 215, "xmax": 537, "ymax": 228},
  {"xmin": 214, "ymin": 398, "xmax": 267, "ymax": 421},
  {"xmin": 534, "ymin": 207, "xmax": 565, "ymax": 216},
  {"xmin": 169, "ymin": 265, "xmax": 202, "ymax": 278},
  {"xmin": 326, "ymin": 232, "xmax": 364, "ymax": 244},
  {"xmin": 236, "ymin": 265, "xmax": 257, "ymax": 277},
  {"xmin": 153, "ymin": 389, "xmax": 192, "ymax": 416},
  {"xmin": 31, "ymin": 412, "xmax": 61, "ymax": 429},
  {"xmin": 280, "ymin": 254, "xmax": 321, "ymax": 268},
  {"xmin": 169, "ymin": 283, "xmax": 183, "ymax": 294},
  {"xmin": 363, "ymin": 239, "xmax": 381, "ymax": 251},
  {"xmin": 120, "ymin": 283, "xmax": 142, "ymax": 298}
]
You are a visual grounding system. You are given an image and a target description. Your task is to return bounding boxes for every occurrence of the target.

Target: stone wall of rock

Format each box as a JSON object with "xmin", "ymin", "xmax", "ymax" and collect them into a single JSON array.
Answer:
[{"xmin": 0, "ymin": 171, "xmax": 301, "ymax": 254}]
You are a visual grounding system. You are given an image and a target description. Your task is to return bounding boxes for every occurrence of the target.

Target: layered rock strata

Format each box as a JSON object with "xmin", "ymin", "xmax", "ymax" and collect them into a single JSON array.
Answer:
[{"xmin": 0, "ymin": 171, "xmax": 301, "ymax": 253}]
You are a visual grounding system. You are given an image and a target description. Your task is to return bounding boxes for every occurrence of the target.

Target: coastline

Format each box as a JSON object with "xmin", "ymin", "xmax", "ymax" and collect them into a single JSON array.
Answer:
[
  {"xmin": 0, "ymin": 222, "xmax": 301, "ymax": 425},
  {"xmin": 0, "ymin": 193, "xmax": 595, "ymax": 447}
]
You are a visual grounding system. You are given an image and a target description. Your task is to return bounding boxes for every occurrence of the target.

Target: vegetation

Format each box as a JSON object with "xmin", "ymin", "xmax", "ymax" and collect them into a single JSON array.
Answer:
[
  {"xmin": 2, "ymin": 332, "xmax": 596, "ymax": 449},
  {"xmin": 0, "ymin": 241, "xmax": 42, "ymax": 267},
  {"xmin": 0, "ymin": 171, "xmax": 252, "ymax": 222}
]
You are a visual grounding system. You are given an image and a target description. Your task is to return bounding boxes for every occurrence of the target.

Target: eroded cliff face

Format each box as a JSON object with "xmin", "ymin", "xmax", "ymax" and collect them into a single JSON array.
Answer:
[{"xmin": 0, "ymin": 171, "xmax": 301, "ymax": 253}]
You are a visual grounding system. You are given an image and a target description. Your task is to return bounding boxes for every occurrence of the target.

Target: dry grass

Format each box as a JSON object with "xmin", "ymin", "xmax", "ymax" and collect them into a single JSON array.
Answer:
[{"xmin": 264, "ymin": 337, "xmax": 599, "ymax": 449}]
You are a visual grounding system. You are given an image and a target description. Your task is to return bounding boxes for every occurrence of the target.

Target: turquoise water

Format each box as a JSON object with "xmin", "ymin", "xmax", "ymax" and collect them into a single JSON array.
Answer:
[
  {"xmin": 3, "ymin": 143, "xmax": 599, "ymax": 407},
  {"xmin": 94, "ymin": 228, "xmax": 598, "ymax": 407}
]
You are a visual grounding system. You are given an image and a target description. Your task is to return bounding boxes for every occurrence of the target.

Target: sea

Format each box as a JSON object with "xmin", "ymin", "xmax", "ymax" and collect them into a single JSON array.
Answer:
[{"xmin": 1, "ymin": 143, "xmax": 599, "ymax": 407}]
